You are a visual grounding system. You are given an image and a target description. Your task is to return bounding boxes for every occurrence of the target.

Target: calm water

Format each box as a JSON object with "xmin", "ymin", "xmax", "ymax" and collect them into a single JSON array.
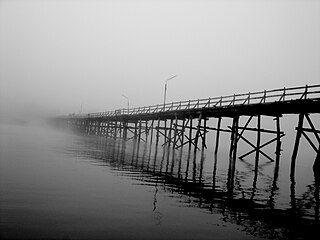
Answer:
[{"xmin": 0, "ymin": 120, "xmax": 319, "ymax": 239}]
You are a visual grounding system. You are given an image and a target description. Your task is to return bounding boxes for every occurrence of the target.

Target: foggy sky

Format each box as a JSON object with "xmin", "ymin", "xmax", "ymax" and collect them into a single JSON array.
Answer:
[{"xmin": 0, "ymin": 0, "xmax": 319, "ymax": 120}]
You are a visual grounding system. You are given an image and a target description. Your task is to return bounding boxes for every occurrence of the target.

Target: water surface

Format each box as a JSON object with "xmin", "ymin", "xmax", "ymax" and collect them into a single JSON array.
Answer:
[{"xmin": 0, "ymin": 122, "xmax": 319, "ymax": 239}]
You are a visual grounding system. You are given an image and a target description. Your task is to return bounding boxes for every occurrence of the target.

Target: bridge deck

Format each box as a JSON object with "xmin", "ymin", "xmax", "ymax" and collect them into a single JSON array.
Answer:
[{"xmin": 70, "ymin": 84, "xmax": 320, "ymax": 121}]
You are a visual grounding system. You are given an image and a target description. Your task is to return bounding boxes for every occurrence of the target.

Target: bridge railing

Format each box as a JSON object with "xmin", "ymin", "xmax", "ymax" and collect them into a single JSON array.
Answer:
[{"xmin": 71, "ymin": 84, "xmax": 320, "ymax": 118}]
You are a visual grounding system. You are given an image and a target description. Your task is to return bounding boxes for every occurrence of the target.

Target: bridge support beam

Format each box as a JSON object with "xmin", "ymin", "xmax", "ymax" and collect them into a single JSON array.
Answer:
[
  {"xmin": 255, "ymin": 115, "xmax": 261, "ymax": 175},
  {"xmin": 170, "ymin": 116, "xmax": 178, "ymax": 174},
  {"xmin": 228, "ymin": 116, "xmax": 239, "ymax": 193},
  {"xmin": 194, "ymin": 114, "xmax": 202, "ymax": 154},
  {"xmin": 148, "ymin": 120, "xmax": 155, "ymax": 163},
  {"xmin": 212, "ymin": 117, "xmax": 222, "ymax": 189},
  {"xmin": 291, "ymin": 113, "xmax": 305, "ymax": 180}
]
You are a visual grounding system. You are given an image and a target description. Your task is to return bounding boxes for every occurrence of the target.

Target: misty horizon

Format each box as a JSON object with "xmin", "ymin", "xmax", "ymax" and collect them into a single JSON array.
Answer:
[{"xmin": 1, "ymin": 0, "xmax": 319, "ymax": 120}]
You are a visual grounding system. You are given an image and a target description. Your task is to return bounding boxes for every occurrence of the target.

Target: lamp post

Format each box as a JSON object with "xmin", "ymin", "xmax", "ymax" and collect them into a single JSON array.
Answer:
[
  {"xmin": 163, "ymin": 75, "xmax": 177, "ymax": 106},
  {"xmin": 122, "ymin": 94, "xmax": 130, "ymax": 113},
  {"xmin": 79, "ymin": 101, "xmax": 84, "ymax": 114}
]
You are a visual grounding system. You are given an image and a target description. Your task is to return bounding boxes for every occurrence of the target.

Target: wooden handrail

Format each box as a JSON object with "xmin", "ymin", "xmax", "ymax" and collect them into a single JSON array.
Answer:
[{"xmin": 71, "ymin": 84, "xmax": 320, "ymax": 118}]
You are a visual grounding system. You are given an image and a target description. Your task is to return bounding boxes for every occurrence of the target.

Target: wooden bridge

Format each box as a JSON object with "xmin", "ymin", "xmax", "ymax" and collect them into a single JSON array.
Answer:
[{"xmin": 61, "ymin": 84, "xmax": 320, "ymax": 183}]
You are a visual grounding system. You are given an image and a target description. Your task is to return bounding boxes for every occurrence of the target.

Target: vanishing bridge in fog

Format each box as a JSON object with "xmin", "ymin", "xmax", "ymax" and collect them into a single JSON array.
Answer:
[{"xmin": 61, "ymin": 84, "xmax": 320, "ymax": 183}]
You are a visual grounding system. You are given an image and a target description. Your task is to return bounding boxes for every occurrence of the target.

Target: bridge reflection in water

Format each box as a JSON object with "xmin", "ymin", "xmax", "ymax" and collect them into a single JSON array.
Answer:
[{"xmin": 69, "ymin": 133, "xmax": 319, "ymax": 240}]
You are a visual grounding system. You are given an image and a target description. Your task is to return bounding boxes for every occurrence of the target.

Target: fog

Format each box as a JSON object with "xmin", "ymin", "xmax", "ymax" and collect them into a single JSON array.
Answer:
[{"xmin": 0, "ymin": 0, "xmax": 319, "ymax": 121}]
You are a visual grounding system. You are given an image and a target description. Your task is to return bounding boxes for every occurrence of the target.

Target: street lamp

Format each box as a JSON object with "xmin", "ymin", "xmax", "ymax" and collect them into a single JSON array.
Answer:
[
  {"xmin": 79, "ymin": 101, "xmax": 84, "ymax": 114},
  {"xmin": 122, "ymin": 94, "xmax": 130, "ymax": 113},
  {"xmin": 163, "ymin": 75, "xmax": 177, "ymax": 106}
]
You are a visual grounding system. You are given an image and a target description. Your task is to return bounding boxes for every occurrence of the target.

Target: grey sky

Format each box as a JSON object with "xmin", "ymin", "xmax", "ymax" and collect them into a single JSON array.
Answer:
[{"xmin": 0, "ymin": 0, "xmax": 319, "ymax": 119}]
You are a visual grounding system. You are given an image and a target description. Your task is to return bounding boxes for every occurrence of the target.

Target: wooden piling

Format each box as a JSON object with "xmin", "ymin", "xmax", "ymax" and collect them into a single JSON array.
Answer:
[
  {"xmin": 275, "ymin": 116, "xmax": 282, "ymax": 167},
  {"xmin": 117, "ymin": 122, "xmax": 121, "ymax": 138},
  {"xmin": 166, "ymin": 119, "xmax": 174, "ymax": 173},
  {"xmin": 255, "ymin": 115, "xmax": 261, "ymax": 172},
  {"xmin": 156, "ymin": 119, "xmax": 160, "ymax": 146},
  {"xmin": 229, "ymin": 118, "xmax": 236, "ymax": 159},
  {"xmin": 213, "ymin": 117, "xmax": 222, "ymax": 189},
  {"xmin": 194, "ymin": 114, "xmax": 202, "ymax": 154},
  {"xmin": 228, "ymin": 116, "xmax": 239, "ymax": 193},
  {"xmin": 232, "ymin": 116, "xmax": 239, "ymax": 165},
  {"xmin": 164, "ymin": 120, "xmax": 167, "ymax": 146},
  {"xmin": 145, "ymin": 120, "xmax": 149, "ymax": 140},
  {"xmin": 202, "ymin": 118, "xmax": 207, "ymax": 151},
  {"xmin": 153, "ymin": 119, "xmax": 161, "ymax": 172},
  {"xmin": 123, "ymin": 122, "xmax": 128, "ymax": 140},
  {"xmin": 134, "ymin": 121, "xmax": 138, "ymax": 140},
  {"xmin": 113, "ymin": 120, "xmax": 117, "ymax": 139},
  {"xmin": 178, "ymin": 118, "xmax": 185, "ymax": 178},
  {"xmin": 192, "ymin": 114, "xmax": 202, "ymax": 181},
  {"xmin": 171, "ymin": 116, "xmax": 178, "ymax": 174},
  {"xmin": 138, "ymin": 119, "xmax": 142, "ymax": 142},
  {"xmin": 291, "ymin": 113, "xmax": 304, "ymax": 180},
  {"xmin": 189, "ymin": 116, "xmax": 193, "ymax": 150},
  {"xmin": 106, "ymin": 121, "xmax": 110, "ymax": 137},
  {"xmin": 98, "ymin": 121, "xmax": 102, "ymax": 135},
  {"xmin": 185, "ymin": 116, "xmax": 193, "ymax": 179},
  {"xmin": 148, "ymin": 120, "xmax": 155, "ymax": 164},
  {"xmin": 214, "ymin": 117, "xmax": 222, "ymax": 156}
]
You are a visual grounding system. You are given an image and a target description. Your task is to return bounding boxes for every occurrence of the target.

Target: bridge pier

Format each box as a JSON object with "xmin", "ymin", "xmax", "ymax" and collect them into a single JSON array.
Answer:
[
  {"xmin": 123, "ymin": 121, "xmax": 128, "ymax": 140},
  {"xmin": 228, "ymin": 116, "xmax": 239, "ymax": 193},
  {"xmin": 178, "ymin": 118, "xmax": 186, "ymax": 178},
  {"xmin": 170, "ymin": 116, "xmax": 178, "ymax": 174},
  {"xmin": 212, "ymin": 117, "xmax": 222, "ymax": 189},
  {"xmin": 275, "ymin": 116, "xmax": 282, "ymax": 166},
  {"xmin": 147, "ymin": 120, "xmax": 155, "ymax": 163},
  {"xmin": 255, "ymin": 115, "xmax": 261, "ymax": 176}
]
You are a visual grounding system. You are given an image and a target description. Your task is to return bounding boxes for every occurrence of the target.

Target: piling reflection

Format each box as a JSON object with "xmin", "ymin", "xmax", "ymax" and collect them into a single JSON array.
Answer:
[{"xmin": 70, "ymin": 135, "xmax": 319, "ymax": 240}]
